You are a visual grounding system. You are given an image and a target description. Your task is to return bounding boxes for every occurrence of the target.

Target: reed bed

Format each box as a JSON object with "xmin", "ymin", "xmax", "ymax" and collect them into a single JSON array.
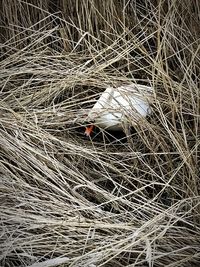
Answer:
[{"xmin": 0, "ymin": 0, "xmax": 200, "ymax": 266}]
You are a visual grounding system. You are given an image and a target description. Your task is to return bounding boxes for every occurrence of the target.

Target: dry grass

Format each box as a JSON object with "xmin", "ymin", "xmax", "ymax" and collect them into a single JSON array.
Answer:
[{"xmin": 0, "ymin": 0, "xmax": 200, "ymax": 266}]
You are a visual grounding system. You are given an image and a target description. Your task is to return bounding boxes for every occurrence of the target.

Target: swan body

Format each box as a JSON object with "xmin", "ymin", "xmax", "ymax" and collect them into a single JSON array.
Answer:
[{"xmin": 85, "ymin": 83, "xmax": 153, "ymax": 135}]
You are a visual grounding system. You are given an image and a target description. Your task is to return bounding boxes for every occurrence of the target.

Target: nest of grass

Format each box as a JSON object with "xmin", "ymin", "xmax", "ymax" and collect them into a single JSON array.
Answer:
[{"xmin": 0, "ymin": 0, "xmax": 200, "ymax": 266}]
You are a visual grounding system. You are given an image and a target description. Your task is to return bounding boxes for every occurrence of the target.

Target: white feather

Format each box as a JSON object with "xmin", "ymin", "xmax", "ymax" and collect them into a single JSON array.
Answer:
[{"xmin": 86, "ymin": 83, "xmax": 153, "ymax": 131}]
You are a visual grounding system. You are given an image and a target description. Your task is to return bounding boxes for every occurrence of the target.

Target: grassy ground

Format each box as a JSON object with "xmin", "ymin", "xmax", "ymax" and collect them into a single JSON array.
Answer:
[{"xmin": 0, "ymin": 0, "xmax": 200, "ymax": 266}]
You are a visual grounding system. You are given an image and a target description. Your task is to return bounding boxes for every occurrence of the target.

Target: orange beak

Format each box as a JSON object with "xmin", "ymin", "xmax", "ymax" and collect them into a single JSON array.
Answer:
[{"xmin": 85, "ymin": 125, "xmax": 94, "ymax": 136}]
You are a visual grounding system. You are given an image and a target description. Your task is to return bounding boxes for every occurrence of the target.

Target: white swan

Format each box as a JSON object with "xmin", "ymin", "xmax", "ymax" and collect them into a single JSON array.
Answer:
[{"xmin": 85, "ymin": 83, "xmax": 153, "ymax": 136}]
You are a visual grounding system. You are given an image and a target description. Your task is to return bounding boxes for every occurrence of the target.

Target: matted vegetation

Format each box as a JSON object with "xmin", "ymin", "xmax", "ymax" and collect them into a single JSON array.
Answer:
[{"xmin": 0, "ymin": 0, "xmax": 200, "ymax": 266}]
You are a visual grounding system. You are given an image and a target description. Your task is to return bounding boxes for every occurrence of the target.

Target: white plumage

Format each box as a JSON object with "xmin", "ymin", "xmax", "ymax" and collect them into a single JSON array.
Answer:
[{"xmin": 85, "ymin": 83, "xmax": 153, "ymax": 135}]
